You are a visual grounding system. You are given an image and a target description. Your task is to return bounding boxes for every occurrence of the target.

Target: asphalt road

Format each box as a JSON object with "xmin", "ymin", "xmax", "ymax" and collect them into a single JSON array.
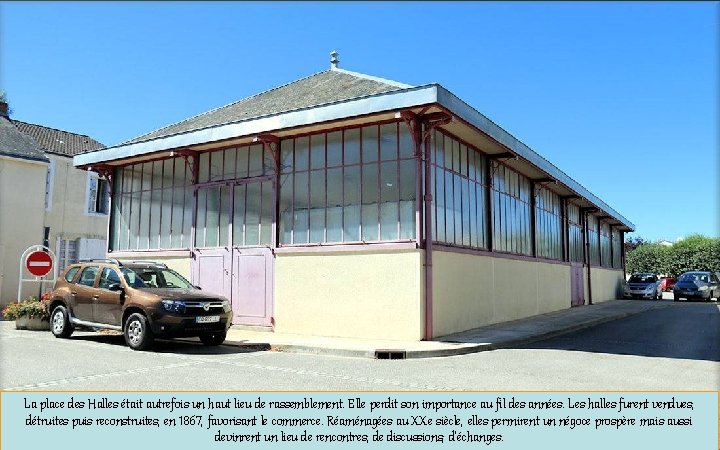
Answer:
[{"xmin": 1, "ymin": 301, "xmax": 718, "ymax": 391}]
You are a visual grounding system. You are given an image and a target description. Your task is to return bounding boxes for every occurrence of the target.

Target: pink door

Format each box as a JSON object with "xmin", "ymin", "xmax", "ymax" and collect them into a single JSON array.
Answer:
[
  {"xmin": 570, "ymin": 263, "xmax": 585, "ymax": 307},
  {"xmin": 231, "ymin": 248, "xmax": 273, "ymax": 326},
  {"xmin": 191, "ymin": 248, "xmax": 231, "ymax": 301}
]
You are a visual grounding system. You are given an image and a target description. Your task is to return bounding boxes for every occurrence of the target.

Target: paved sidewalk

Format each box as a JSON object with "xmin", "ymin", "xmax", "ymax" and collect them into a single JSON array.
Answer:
[{"xmin": 224, "ymin": 300, "xmax": 672, "ymax": 359}]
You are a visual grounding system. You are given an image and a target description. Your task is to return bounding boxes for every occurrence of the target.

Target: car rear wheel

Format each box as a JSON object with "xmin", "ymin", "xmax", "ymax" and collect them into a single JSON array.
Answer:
[
  {"xmin": 50, "ymin": 305, "xmax": 73, "ymax": 338},
  {"xmin": 124, "ymin": 313, "xmax": 154, "ymax": 351},
  {"xmin": 199, "ymin": 332, "xmax": 226, "ymax": 346},
  {"xmin": 673, "ymin": 295, "xmax": 679, "ymax": 302}
]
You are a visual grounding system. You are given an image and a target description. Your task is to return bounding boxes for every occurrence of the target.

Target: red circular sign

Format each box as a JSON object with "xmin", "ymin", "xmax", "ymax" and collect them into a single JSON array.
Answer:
[{"xmin": 26, "ymin": 251, "xmax": 53, "ymax": 277}]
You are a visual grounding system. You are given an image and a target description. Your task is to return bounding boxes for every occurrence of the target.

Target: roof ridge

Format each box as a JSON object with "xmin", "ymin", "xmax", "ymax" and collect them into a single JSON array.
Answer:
[
  {"xmin": 123, "ymin": 69, "xmax": 331, "ymax": 145},
  {"xmin": 11, "ymin": 119, "xmax": 97, "ymax": 140},
  {"xmin": 330, "ymin": 67, "xmax": 414, "ymax": 89}
]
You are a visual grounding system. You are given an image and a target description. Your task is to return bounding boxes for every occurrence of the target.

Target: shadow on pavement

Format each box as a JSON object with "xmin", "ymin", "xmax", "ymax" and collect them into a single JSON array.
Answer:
[
  {"xmin": 516, "ymin": 302, "xmax": 720, "ymax": 362},
  {"xmin": 69, "ymin": 333, "xmax": 265, "ymax": 355}
]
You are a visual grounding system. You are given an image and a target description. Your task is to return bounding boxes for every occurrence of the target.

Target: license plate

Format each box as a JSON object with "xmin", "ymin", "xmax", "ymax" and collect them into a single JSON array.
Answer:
[{"xmin": 196, "ymin": 316, "xmax": 220, "ymax": 323}]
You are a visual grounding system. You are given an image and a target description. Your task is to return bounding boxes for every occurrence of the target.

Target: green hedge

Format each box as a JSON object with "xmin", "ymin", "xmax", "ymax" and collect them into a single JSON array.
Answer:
[{"xmin": 626, "ymin": 235, "xmax": 720, "ymax": 276}]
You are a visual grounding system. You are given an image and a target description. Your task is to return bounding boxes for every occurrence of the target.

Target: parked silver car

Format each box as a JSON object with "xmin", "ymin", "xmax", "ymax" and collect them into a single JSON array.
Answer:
[{"xmin": 623, "ymin": 273, "xmax": 662, "ymax": 300}]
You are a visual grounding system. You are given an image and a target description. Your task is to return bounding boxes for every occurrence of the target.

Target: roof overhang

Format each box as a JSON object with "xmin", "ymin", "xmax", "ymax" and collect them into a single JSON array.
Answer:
[{"xmin": 74, "ymin": 84, "xmax": 634, "ymax": 231}]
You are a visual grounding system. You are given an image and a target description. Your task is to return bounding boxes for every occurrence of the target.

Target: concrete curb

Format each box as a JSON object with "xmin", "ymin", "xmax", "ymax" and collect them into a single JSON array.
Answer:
[{"xmin": 222, "ymin": 302, "xmax": 672, "ymax": 359}]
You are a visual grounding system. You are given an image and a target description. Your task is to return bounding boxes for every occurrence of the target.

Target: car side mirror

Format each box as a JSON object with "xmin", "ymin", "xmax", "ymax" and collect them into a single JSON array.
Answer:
[{"xmin": 108, "ymin": 283, "xmax": 124, "ymax": 292}]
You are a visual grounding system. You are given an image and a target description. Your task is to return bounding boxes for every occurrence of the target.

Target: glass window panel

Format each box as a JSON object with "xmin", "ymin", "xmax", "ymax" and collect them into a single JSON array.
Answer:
[
  {"xmin": 399, "ymin": 200, "xmax": 415, "ymax": 240},
  {"xmin": 245, "ymin": 182, "xmax": 261, "ymax": 245},
  {"xmin": 198, "ymin": 153, "xmax": 210, "ymax": 183},
  {"xmin": 380, "ymin": 123, "xmax": 398, "ymax": 161},
  {"xmin": 399, "ymin": 159, "xmax": 415, "ymax": 202},
  {"xmin": 310, "ymin": 170, "xmax": 326, "ymax": 209},
  {"xmin": 434, "ymin": 131, "xmax": 444, "ymax": 168},
  {"xmin": 380, "ymin": 202, "xmax": 398, "ymax": 240},
  {"xmin": 362, "ymin": 125, "xmax": 378, "ymax": 163},
  {"xmin": 380, "ymin": 161, "xmax": 399, "ymax": 203},
  {"xmin": 452, "ymin": 139, "xmax": 461, "ymax": 174},
  {"xmin": 327, "ymin": 131, "xmax": 342, "ymax": 167},
  {"xmin": 462, "ymin": 178, "xmax": 471, "ymax": 247},
  {"xmin": 162, "ymin": 159, "xmax": 174, "ymax": 189},
  {"xmin": 310, "ymin": 134, "xmax": 325, "ymax": 170},
  {"xmin": 344, "ymin": 128, "xmax": 360, "ymax": 165},
  {"xmin": 361, "ymin": 205, "xmax": 378, "ymax": 241},
  {"xmin": 235, "ymin": 146, "xmax": 249, "ymax": 179},
  {"xmin": 344, "ymin": 166, "xmax": 361, "ymax": 206},
  {"xmin": 326, "ymin": 206, "xmax": 342, "ymax": 243},
  {"xmin": 293, "ymin": 172, "xmax": 309, "ymax": 244},
  {"xmin": 280, "ymin": 140, "xmax": 293, "ymax": 174},
  {"xmin": 362, "ymin": 163, "xmax": 379, "ymax": 206},
  {"xmin": 454, "ymin": 175, "xmax": 463, "ymax": 245},
  {"xmin": 138, "ymin": 190, "xmax": 151, "ymax": 249},
  {"xmin": 170, "ymin": 185, "xmax": 184, "ymax": 249},
  {"xmin": 399, "ymin": 126, "xmax": 414, "ymax": 158},
  {"xmin": 222, "ymin": 149, "xmax": 236, "ymax": 180},
  {"xmin": 118, "ymin": 194, "xmax": 131, "ymax": 250},
  {"xmin": 209, "ymin": 151, "xmax": 224, "ymax": 181},
  {"xmin": 219, "ymin": 186, "xmax": 231, "ymax": 247},
  {"xmin": 182, "ymin": 186, "xmax": 192, "ymax": 248},
  {"xmin": 140, "ymin": 162, "xmax": 153, "ymax": 191},
  {"xmin": 343, "ymin": 205, "xmax": 360, "ymax": 242},
  {"xmin": 233, "ymin": 184, "xmax": 247, "ymax": 246},
  {"xmin": 445, "ymin": 171, "xmax": 455, "ymax": 244},
  {"xmin": 205, "ymin": 188, "xmax": 220, "ymax": 247},
  {"xmin": 295, "ymin": 137, "xmax": 310, "ymax": 172},
  {"xmin": 327, "ymin": 168, "xmax": 343, "ymax": 208},
  {"xmin": 260, "ymin": 181, "xmax": 273, "ymax": 245},
  {"xmin": 150, "ymin": 188, "xmax": 161, "ymax": 249},
  {"xmin": 309, "ymin": 208, "xmax": 325, "ymax": 243},
  {"xmin": 248, "ymin": 144, "xmax": 264, "ymax": 177},
  {"xmin": 460, "ymin": 144, "xmax": 468, "ymax": 177},
  {"xmin": 435, "ymin": 168, "xmax": 445, "ymax": 243},
  {"xmin": 278, "ymin": 173, "xmax": 293, "ymax": 244},
  {"xmin": 443, "ymin": 135, "xmax": 453, "ymax": 170}
]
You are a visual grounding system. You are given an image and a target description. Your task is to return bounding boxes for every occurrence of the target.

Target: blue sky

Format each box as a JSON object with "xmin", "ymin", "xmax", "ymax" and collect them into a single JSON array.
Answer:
[{"xmin": 1, "ymin": 2, "xmax": 717, "ymax": 241}]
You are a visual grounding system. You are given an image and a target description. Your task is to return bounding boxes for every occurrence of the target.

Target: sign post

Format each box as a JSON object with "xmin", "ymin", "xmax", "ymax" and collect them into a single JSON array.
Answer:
[{"xmin": 18, "ymin": 245, "xmax": 57, "ymax": 302}]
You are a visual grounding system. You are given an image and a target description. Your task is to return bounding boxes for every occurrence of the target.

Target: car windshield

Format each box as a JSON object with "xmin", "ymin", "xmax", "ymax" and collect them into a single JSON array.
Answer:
[
  {"xmin": 678, "ymin": 273, "xmax": 709, "ymax": 283},
  {"xmin": 124, "ymin": 267, "xmax": 195, "ymax": 289},
  {"xmin": 628, "ymin": 274, "xmax": 656, "ymax": 283}
]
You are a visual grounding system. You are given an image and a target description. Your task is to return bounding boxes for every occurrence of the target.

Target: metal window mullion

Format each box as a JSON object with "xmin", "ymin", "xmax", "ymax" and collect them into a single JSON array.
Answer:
[
  {"xmin": 158, "ymin": 160, "xmax": 165, "ymax": 249},
  {"xmin": 358, "ymin": 127, "xmax": 363, "ymax": 240},
  {"xmin": 340, "ymin": 130, "xmax": 345, "ymax": 243},
  {"xmin": 376, "ymin": 125, "xmax": 381, "ymax": 241},
  {"xmin": 395, "ymin": 123, "xmax": 401, "ymax": 239},
  {"xmin": 324, "ymin": 133, "xmax": 328, "ymax": 243}
]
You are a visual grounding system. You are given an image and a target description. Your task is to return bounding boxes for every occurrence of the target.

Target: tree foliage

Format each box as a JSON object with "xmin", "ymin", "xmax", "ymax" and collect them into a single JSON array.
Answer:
[{"xmin": 626, "ymin": 234, "xmax": 720, "ymax": 276}]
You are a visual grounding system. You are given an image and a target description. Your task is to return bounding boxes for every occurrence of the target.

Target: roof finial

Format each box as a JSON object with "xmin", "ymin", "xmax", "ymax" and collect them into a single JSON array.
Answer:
[{"xmin": 330, "ymin": 50, "xmax": 339, "ymax": 70}]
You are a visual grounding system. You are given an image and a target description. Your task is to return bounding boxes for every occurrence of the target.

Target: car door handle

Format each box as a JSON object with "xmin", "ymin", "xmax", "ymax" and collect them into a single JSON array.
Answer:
[
  {"xmin": 71, "ymin": 292, "xmax": 77, "ymax": 296},
  {"xmin": 92, "ymin": 295, "xmax": 99, "ymax": 300}
]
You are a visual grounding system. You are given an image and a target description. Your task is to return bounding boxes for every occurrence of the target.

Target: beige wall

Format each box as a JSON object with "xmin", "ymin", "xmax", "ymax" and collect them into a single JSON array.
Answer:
[
  {"xmin": 0, "ymin": 157, "xmax": 48, "ymax": 305},
  {"xmin": 590, "ymin": 267, "xmax": 624, "ymax": 302},
  {"xmin": 432, "ymin": 250, "xmax": 571, "ymax": 337},
  {"xmin": 275, "ymin": 249, "xmax": 424, "ymax": 340},
  {"xmin": 45, "ymin": 154, "xmax": 109, "ymax": 259}
]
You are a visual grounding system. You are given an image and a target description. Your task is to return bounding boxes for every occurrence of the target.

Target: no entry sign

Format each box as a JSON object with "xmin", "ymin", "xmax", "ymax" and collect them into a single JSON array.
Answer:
[{"xmin": 26, "ymin": 251, "xmax": 53, "ymax": 277}]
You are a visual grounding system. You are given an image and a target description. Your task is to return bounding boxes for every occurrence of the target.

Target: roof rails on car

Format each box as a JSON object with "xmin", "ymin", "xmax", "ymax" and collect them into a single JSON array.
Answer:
[
  {"xmin": 79, "ymin": 258, "xmax": 123, "ymax": 266},
  {"xmin": 130, "ymin": 260, "xmax": 168, "ymax": 268}
]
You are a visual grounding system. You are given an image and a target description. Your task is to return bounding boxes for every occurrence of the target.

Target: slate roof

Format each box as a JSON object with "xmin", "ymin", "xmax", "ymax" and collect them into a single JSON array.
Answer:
[
  {"xmin": 125, "ymin": 68, "xmax": 413, "ymax": 145},
  {"xmin": 0, "ymin": 116, "xmax": 47, "ymax": 162},
  {"xmin": 13, "ymin": 120, "xmax": 105, "ymax": 156}
]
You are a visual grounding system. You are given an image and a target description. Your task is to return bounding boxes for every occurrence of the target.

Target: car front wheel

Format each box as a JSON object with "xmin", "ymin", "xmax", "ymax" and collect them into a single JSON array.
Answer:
[
  {"xmin": 50, "ymin": 305, "xmax": 73, "ymax": 338},
  {"xmin": 199, "ymin": 332, "xmax": 226, "ymax": 346},
  {"xmin": 124, "ymin": 313, "xmax": 154, "ymax": 351}
]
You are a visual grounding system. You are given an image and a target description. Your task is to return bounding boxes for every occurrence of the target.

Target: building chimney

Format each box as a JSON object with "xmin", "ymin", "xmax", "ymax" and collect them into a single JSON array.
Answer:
[
  {"xmin": 330, "ymin": 50, "xmax": 339, "ymax": 69},
  {"xmin": 0, "ymin": 101, "xmax": 8, "ymax": 118}
]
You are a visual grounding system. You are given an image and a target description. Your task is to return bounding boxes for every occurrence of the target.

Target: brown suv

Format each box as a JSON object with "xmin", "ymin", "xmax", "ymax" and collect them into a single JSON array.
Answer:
[{"xmin": 47, "ymin": 259, "xmax": 232, "ymax": 350}]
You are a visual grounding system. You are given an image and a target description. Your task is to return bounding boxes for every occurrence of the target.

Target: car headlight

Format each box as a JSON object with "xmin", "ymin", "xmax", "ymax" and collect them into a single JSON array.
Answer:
[
  {"xmin": 161, "ymin": 300, "xmax": 186, "ymax": 313},
  {"xmin": 221, "ymin": 299, "xmax": 231, "ymax": 313},
  {"xmin": 645, "ymin": 285, "xmax": 655, "ymax": 292},
  {"xmin": 698, "ymin": 286, "xmax": 709, "ymax": 291}
]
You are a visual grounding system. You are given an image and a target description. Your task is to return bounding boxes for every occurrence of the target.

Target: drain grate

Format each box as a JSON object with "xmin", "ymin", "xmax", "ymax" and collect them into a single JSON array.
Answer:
[{"xmin": 375, "ymin": 349, "xmax": 407, "ymax": 360}]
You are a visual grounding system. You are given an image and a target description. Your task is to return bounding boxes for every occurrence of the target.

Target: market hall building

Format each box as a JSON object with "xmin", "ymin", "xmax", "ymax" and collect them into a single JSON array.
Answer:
[{"xmin": 74, "ymin": 56, "xmax": 634, "ymax": 341}]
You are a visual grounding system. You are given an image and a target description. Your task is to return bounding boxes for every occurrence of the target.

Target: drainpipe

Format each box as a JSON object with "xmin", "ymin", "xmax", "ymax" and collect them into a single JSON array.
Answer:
[
  {"xmin": 421, "ymin": 113, "xmax": 452, "ymax": 340},
  {"xmin": 582, "ymin": 209, "xmax": 593, "ymax": 306}
]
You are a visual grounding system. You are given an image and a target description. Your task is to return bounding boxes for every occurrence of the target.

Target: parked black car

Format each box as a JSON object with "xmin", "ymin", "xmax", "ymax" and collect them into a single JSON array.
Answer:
[{"xmin": 673, "ymin": 271, "xmax": 720, "ymax": 302}]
